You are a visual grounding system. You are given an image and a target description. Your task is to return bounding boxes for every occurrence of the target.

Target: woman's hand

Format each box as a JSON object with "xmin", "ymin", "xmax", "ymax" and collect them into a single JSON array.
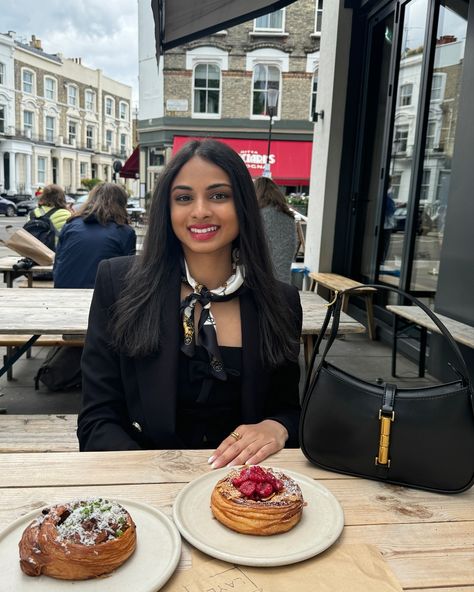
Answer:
[{"xmin": 208, "ymin": 420, "xmax": 288, "ymax": 469}]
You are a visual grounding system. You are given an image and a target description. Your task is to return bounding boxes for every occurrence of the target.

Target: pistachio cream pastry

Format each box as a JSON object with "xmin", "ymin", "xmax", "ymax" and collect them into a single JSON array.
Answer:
[{"xmin": 19, "ymin": 498, "xmax": 137, "ymax": 580}]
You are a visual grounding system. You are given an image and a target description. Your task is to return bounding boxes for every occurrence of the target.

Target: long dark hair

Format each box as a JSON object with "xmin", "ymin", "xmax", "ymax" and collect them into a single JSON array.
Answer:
[
  {"xmin": 254, "ymin": 176, "xmax": 294, "ymax": 218},
  {"xmin": 74, "ymin": 182, "xmax": 129, "ymax": 225},
  {"xmin": 111, "ymin": 139, "xmax": 299, "ymax": 365}
]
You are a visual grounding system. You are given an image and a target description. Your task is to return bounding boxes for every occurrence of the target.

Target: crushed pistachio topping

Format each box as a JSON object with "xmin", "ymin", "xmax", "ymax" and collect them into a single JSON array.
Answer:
[{"xmin": 55, "ymin": 498, "xmax": 129, "ymax": 546}]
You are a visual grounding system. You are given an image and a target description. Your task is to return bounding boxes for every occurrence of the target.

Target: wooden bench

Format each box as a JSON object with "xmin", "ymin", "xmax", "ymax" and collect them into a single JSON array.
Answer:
[
  {"xmin": 0, "ymin": 414, "xmax": 79, "ymax": 452},
  {"xmin": 0, "ymin": 334, "xmax": 84, "ymax": 381},
  {"xmin": 308, "ymin": 272, "xmax": 376, "ymax": 339},
  {"xmin": 16, "ymin": 278, "xmax": 54, "ymax": 288},
  {"xmin": 387, "ymin": 304, "xmax": 474, "ymax": 377}
]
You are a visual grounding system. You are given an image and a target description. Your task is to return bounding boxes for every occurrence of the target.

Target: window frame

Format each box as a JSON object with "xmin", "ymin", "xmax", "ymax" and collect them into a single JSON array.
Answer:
[
  {"xmin": 67, "ymin": 84, "xmax": 78, "ymax": 107},
  {"xmin": 86, "ymin": 125, "xmax": 94, "ymax": 150},
  {"xmin": 105, "ymin": 96, "xmax": 115, "ymax": 117},
  {"xmin": 85, "ymin": 89, "xmax": 95, "ymax": 112},
  {"xmin": 393, "ymin": 124, "xmax": 409, "ymax": 153},
  {"xmin": 119, "ymin": 101, "xmax": 128, "ymax": 120},
  {"xmin": 44, "ymin": 76, "xmax": 57, "ymax": 101},
  {"xmin": 45, "ymin": 115, "xmax": 55, "ymax": 143},
  {"xmin": 37, "ymin": 156, "xmax": 46, "ymax": 184},
  {"xmin": 120, "ymin": 133, "xmax": 127, "ymax": 154},
  {"xmin": 68, "ymin": 119, "xmax": 77, "ymax": 144},
  {"xmin": 430, "ymin": 73, "xmax": 446, "ymax": 102},
  {"xmin": 22, "ymin": 68, "xmax": 35, "ymax": 95},
  {"xmin": 23, "ymin": 109, "xmax": 34, "ymax": 137},
  {"xmin": 0, "ymin": 62, "xmax": 5, "ymax": 86},
  {"xmin": 250, "ymin": 63, "xmax": 282, "ymax": 120},
  {"xmin": 254, "ymin": 8, "xmax": 285, "ymax": 32},
  {"xmin": 105, "ymin": 128, "xmax": 113, "ymax": 150},
  {"xmin": 80, "ymin": 161, "xmax": 88, "ymax": 179},
  {"xmin": 0, "ymin": 104, "xmax": 5, "ymax": 133},
  {"xmin": 314, "ymin": 0, "xmax": 323, "ymax": 35},
  {"xmin": 192, "ymin": 62, "xmax": 222, "ymax": 118},
  {"xmin": 310, "ymin": 68, "xmax": 319, "ymax": 121},
  {"xmin": 399, "ymin": 83, "xmax": 414, "ymax": 107}
]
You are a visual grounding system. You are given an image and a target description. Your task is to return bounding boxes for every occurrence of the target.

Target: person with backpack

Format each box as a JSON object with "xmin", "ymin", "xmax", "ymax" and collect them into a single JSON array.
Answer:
[{"xmin": 27, "ymin": 184, "xmax": 71, "ymax": 251}]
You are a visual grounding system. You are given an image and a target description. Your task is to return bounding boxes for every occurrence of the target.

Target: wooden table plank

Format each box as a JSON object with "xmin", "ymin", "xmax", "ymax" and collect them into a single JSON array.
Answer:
[
  {"xmin": 0, "ymin": 415, "xmax": 79, "ymax": 453},
  {"xmin": 387, "ymin": 305, "xmax": 474, "ymax": 348}
]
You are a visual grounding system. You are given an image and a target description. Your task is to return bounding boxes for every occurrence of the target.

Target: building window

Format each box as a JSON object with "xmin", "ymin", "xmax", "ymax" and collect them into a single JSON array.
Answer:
[
  {"xmin": 419, "ymin": 169, "xmax": 431, "ymax": 201},
  {"xmin": 0, "ymin": 62, "xmax": 5, "ymax": 85},
  {"xmin": 119, "ymin": 102, "xmax": 128, "ymax": 120},
  {"xmin": 399, "ymin": 83, "xmax": 413, "ymax": 106},
  {"xmin": 315, "ymin": 0, "xmax": 323, "ymax": 34},
  {"xmin": 37, "ymin": 157, "xmax": 46, "ymax": 184},
  {"xmin": 425, "ymin": 121, "xmax": 436, "ymax": 150},
  {"xmin": 80, "ymin": 162, "xmax": 88, "ymax": 178},
  {"xmin": 85, "ymin": 90, "xmax": 95, "ymax": 112},
  {"xmin": 310, "ymin": 70, "xmax": 318, "ymax": 119},
  {"xmin": 68, "ymin": 120, "xmax": 77, "ymax": 144},
  {"xmin": 23, "ymin": 110, "xmax": 33, "ymax": 137},
  {"xmin": 120, "ymin": 133, "xmax": 126, "ymax": 154},
  {"xmin": 105, "ymin": 97, "xmax": 114, "ymax": 116},
  {"xmin": 390, "ymin": 173, "xmax": 402, "ymax": 201},
  {"xmin": 45, "ymin": 116, "xmax": 55, "ymax": 142},
  {"xmin": 22, "ymin": 70, "xmax": 34, "ymax": 94},
  {"xmin": 68, "ymin": 85, "xmax": 78, "ymax": 107},
  {"xmin": 105, "ymin": 129, "xmax": 113, "ymax": 149},
  {"xmin": 86, "ymin": 125, "xmax": 94, "ymax": 149},
  {"xmin": 252, "ymin": 64, "xmax": 280, "ymax": 116},
  {"xmin": 193, "ymin": 63, "xmax": 220, "ymax": 115},
  {"xmin": 430, "ymin": 74, "xmax": 444, "ymax": 101},
  {"xmin": 393, "ymin": 124, "xmax": 409, "ymax": 153},
  {"xmin": 254, "ymin": 9, "xmax": 284, "ymax": 31},
  {"xmin": 44, "ymin": 77, "xmax": 56, "ymax": 100},
  {"xmin": 0, "ymin": 105, "xmax": 5, "ymax": 133},
  {"xmin": 149, "ymin": 149, "xmax": 164, "ymax": 166}
]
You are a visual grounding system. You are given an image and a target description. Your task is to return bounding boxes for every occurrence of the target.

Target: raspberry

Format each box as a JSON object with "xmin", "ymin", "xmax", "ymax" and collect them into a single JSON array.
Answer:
[
  {"xmin": 256, "ymin": 482, "xmax": 274, "ymax": 497},
  {"xmin": 248, "ymin": 465, "xmax": 267, "ymax": 483},
  {"xmin": 273, "ymin": 478, "xmax": 284, "ymax": 492},
  {"xmin": 238, "ymin": 480, "xmax": 256, "ymax": 497}
]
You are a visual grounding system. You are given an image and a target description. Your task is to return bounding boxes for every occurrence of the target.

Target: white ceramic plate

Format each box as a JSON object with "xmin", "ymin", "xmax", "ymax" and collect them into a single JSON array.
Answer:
[
  {"xmin": 173, "ymin": 467, "xmax": 344, "ymax": 566},
  {"xmin": 0, "ymin": 498, "xmax": 181, "ymax": 592}
]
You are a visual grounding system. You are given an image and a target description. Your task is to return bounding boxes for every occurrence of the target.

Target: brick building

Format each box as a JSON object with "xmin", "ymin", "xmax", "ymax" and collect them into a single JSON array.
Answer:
[
  {"xmin": 137, "ymin": 0, "xmax": 322, "ymax": 194},
  {"xmin": 0, "ymin": 33, "xmax": 133, "ymax": 197}
]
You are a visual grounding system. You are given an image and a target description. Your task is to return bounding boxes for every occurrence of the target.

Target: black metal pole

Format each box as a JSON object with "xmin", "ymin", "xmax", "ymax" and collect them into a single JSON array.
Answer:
[{"xmin": 266, "ymin": 113, "xmax": 273, "ymax": 165}]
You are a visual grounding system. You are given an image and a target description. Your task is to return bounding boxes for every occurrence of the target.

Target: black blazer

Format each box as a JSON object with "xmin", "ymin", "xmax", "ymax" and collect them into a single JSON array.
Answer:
[{"xmin": 77, "ymin": 256, "xmax": 302, "ymax": 451}]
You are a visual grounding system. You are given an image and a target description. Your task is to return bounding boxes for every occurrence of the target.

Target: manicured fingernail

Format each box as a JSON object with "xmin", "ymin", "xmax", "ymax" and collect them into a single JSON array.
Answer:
[
  {"xmin": 226, "ymin": 461, "xmax": 236, "ymax": 467},
  {"xmin": 208, "ymin": 455, "xmax": 216, "ymax": 464},
  {"xmin": 211, "ymin": 462, "xmax": 218, "ymax": 469}
]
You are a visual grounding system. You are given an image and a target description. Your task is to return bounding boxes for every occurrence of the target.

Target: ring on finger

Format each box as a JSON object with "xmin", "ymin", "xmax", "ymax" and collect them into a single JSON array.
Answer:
[{"xmin": 229, "ymin": 431, "xmax": 242, "ymax": 441}]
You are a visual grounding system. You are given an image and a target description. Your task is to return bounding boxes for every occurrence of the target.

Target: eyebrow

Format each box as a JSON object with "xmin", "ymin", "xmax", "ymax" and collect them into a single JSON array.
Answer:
[{"xmin": 171, "ymin": 183, "xmax": 232, "ymax": 192}]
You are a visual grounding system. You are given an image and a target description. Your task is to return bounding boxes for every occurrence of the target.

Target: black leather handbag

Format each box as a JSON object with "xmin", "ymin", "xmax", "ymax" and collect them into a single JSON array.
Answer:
[{"xmin": 299, "ymin": 285, "xmax": 474, "ymax": 494}]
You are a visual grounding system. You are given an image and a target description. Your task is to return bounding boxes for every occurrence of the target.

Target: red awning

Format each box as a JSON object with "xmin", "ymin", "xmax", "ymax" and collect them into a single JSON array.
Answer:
[
  {"xmin": 172, "ymin": 136, "xmax": 312, "ymax": 185},
  {"xmin": 120, "ymin": 146, "xmax": 139, "ymax": 179}
]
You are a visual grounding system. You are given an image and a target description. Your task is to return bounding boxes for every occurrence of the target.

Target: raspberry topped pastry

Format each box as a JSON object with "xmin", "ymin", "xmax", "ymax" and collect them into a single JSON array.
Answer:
[
  {"xmin": 211, "ymin": 465, "xmax": 305, "ymax": 535},
  {"xmin": 19, "ymin": 498, "xmax": 136, "ymax": 580}
]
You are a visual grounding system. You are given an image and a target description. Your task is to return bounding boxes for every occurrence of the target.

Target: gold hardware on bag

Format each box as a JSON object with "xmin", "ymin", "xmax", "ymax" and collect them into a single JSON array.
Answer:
[{"xmin": 375, "ymin": 410, "xmax": 395, "ymax": 466}]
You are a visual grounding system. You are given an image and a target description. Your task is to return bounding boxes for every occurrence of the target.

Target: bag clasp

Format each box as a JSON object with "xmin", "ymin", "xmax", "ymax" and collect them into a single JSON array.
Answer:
[{"xmin": 375, "ymin": 409, "xmax": 395, "ymax": 467}]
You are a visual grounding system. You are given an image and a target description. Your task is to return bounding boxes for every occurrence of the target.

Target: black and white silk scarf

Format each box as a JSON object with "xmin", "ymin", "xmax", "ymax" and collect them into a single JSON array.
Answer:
[{"xmin": 180, "ymin": 259, "xmax": 245, "ymax": 380}]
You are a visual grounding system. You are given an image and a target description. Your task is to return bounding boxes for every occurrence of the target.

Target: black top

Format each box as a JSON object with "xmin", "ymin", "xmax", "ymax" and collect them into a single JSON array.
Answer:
[{"xmin": 177, "ymin": 346, "xmax": 242, "ymax": 448}]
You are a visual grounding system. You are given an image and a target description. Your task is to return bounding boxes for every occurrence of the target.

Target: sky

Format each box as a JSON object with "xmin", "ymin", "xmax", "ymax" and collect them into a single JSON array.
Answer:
[{"xmin": 1, "ymin": 0, "xmax": 139, "ymax": 107}]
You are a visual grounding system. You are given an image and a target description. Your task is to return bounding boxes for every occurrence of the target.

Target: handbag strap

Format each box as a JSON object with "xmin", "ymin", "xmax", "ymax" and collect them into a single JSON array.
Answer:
[{"xmin": 305, "ymin": 283, "xmax": 472, "ymax": 391}]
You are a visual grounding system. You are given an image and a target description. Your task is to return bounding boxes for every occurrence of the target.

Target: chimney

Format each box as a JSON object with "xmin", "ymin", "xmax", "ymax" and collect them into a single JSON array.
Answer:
[{"xmin": 30, "ymin": 35, "xmax": 42, "ymax": 50}]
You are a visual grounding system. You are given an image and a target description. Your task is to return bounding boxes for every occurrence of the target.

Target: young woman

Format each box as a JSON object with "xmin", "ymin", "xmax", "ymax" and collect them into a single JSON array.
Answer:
[
  {"xmin": 33, "ymin": 184, "xmax": 71, "ymax": 246},
  {"xmin": 254, "ymin": 176, "xmax": 296, "ymax": 284},
  {"xmin": 53, "ymin": 183, "xmax": 136, "ymax": 289},
  {"xmin": 77, "ymin": 140, "xmax": 302, "ymax": 468}
]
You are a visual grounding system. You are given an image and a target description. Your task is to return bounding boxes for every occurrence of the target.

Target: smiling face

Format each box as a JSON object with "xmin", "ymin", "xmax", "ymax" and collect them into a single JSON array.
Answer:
[{"xmin": 170, "ymin": 156, "xmax": 240, "ymax": 260}]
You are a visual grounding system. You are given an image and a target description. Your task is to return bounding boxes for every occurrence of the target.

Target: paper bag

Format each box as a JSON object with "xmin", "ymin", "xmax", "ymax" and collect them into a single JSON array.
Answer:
[
  {"xmin": 162, "ymin": 543, "xmax": 403, "ymax": 592},
  {"xmin": 0, "ymin": 225, "xmax": 55, "ymax": 266}
]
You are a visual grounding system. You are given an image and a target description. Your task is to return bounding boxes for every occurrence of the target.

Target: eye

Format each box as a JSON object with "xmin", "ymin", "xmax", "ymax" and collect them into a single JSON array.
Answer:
[
  {"xmin": 174, "ymin": 194, "xmax": 192, "ymax": 203},
  {"xmin": 210, "ymin": 192, "xmax": 230, "ymax": 201}
]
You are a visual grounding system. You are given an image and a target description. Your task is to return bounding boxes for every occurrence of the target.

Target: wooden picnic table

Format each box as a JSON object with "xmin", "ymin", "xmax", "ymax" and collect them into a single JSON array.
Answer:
[
  {"xmin": 0, "ymin": 289, "xmax": 364, "ymax": 379},
  {"xmin": 0, "ymin": 256, "xmax": 53, "ymax": 288},
  {"xmin": 0, "ymin": 448, "xmax": 472, "ymax": 590}
]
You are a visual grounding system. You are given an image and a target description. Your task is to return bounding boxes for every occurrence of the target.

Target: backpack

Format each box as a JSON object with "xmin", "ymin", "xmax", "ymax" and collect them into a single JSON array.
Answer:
[
  {"xmin": 23, "ymin": 207, "xmax": 59, "ymax": 252},
  {"xmin": 34, "ymin": 346, "xmax": 83, "ymax": 392}
]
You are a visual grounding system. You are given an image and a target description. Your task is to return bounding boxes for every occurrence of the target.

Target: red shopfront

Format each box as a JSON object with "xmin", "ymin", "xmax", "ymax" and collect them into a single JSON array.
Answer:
[{"xmin": 172, "ymin": 136, "xmax": 312, "ymax": 188}]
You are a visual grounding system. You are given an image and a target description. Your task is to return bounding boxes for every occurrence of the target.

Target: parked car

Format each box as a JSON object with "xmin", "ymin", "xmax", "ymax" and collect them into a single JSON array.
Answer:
[
  {"xmin": 0, "ymin": 196, "xmax": 17, "ymax": 217},
  {"xmin": 72, "ymin": 193, "xmax": 90, "ymax": 211},
  {"xmin": 15, "ymin": 197, "xmax": 38, "ymax": 216},
  {"xmin": 126, "ymin": 198, "xmax": 146, "ymax": 222}
]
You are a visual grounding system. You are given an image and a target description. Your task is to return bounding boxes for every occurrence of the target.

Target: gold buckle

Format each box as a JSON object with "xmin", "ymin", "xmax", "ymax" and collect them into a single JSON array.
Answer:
[{"xmin": 375, "ymin": 410, "xmax": 395, "ymax": 466}]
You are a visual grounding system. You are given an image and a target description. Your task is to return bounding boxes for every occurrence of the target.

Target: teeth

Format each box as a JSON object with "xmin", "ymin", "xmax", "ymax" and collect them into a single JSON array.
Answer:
[{"xmin": 190, "ymin": 226, "xmax": 218, "ymax": 234}]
